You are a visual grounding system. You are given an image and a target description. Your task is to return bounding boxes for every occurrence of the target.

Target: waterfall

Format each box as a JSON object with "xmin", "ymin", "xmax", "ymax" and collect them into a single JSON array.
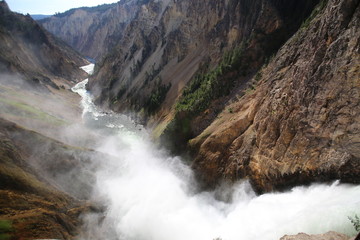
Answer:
[{"xmin": 73, "ymin": 64, "xmax": 360, "ymax": 240}]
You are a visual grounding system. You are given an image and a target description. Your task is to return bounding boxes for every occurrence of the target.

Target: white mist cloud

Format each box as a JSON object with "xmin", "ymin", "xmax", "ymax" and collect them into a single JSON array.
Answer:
[
  {"xmin": 7, "ymin": 63, "xmax": 353, "ymax": 240},
  {"xmin": 67, "ymin": 66, "xmax": 360, "ymax": 240},
  {"xmin": 83, "ymin": 128, "xmax": 360, "ymax": 240}
]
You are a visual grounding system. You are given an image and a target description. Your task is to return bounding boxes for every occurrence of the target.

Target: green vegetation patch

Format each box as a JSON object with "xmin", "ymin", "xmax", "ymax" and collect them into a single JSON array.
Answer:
[
  {"xmin": 144, "ymin": 78, "xmax": 171, "ymax": 115},
  {"xmin": 176, "ymin": 42, "xmax": 246, "ymax": 116},
  {"xmin": 0, "ymin": 97, "xmax": 67, "ymax": 126},
  {"xmin": 348, "ymin": 214, "xmax": 360, "ymax": 232},
  {"xmin": 300, "ymin": 0, "xmax": 328, "ymax": 29},
  {"xmin": 161, "ymin": 42, "xmax": 248, "ymax": 153},
  {"xmin": 52, "ymin": 3, "xmax": 117, "ymax": 18},
  {"xmin": 0, "ymin": 220, "xmax": 13, "ymax": 240}
]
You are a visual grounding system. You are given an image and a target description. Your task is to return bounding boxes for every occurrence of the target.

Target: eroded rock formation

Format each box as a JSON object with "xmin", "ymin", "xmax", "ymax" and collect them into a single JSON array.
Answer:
[
  {"xmin": 0, "ymin": 118, "xmax": 93, "ymax": 239},
  {"xmin": 0, "ymin": 2, "xmax": 96, "ymax": 238},
  {"xmin": 190, "ymin": 0, "xmax": 360, "ymax": 192},
  {"xmin": 0, "ymin": 1, "xmax": 87, "ymax": 90},
  {"xmin": 38, "ymin": 0, "xmax": 360, "ymax": 193},
  {"xmin": 90, "ymin": 0, "xmax": 316, "ymax": 118},
  {"xmin": 40, "ymin": 0, "xmax": 140, "ymax": 60},
  {"xmin": 280, "ymin": 231, "xmax": 353, "ymax": 240}
]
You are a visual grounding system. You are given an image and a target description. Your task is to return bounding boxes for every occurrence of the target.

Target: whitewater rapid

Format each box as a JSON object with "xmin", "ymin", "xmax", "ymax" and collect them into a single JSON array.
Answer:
[{"xmin": 73, "ymin": 64, "xmax": 360, "ymax": 240}]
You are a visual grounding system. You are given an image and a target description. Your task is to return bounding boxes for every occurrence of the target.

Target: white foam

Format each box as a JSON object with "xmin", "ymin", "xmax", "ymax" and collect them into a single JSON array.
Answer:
[
  {"xmin": 73, "ymin": 64, "xmax": 360, "ymax": 240},
  {"xmin": 80, "ymin": 63, "xmax": 95, "ymax": 75},
  {"xmin": 91, "ymin": 132, "xmax": 360, "ymax": 240}
]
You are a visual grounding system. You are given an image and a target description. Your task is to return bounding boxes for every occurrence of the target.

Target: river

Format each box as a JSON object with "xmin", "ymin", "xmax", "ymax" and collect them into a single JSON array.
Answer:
[{"xmin": 72, "ymin": 64, "xmax": 360, "ymax": 240}]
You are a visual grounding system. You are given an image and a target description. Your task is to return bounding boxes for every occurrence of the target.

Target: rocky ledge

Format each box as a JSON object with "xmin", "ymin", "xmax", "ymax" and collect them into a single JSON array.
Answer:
[
  {"xmin": 280, "ymin": 231, "xmax": 359, "ymax": 240},
  {"xmin": 190, "ymin": 0, "xmax": 360, "ymax": 192}
]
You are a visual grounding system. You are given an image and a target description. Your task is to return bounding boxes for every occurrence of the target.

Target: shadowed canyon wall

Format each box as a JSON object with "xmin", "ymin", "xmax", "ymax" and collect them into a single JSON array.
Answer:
[
  {"xmin": 190, "ymin": 0, "xmax": 360, "ymax": 192},
  {"xmin": 0, "ymin": 2, "xmax": 95, "ymax": 238},
  {"xmin": 40, "ymin": 0, "xmax": 360, "ymax": 192},
  {"xmin": 40, "ymin": 0, "xmax": 140, "ymax": 60}
]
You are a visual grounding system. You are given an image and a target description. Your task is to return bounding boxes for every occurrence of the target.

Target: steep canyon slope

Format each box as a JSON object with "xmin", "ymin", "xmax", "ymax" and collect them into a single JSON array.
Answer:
[
  {"xmin": 80, "ymin": 0, "xmax": 358, "ymax": 192},
  {"xmin": 86, "ymin": 0, "xmax": 319, "ymax": 131},
  {"xmin": 190, "ymin": 0, "xmax": 360, "ymax": 192},
  {"xmin": 0, "ymin": 1, "xmax": 87, "ymax": 89},
  {"xmin": 40, "ymin": 0, "xmax": 140, "ymax": 60},
  {"xmin": 41, "ymin": 0, "xmax": 360, "ymax": 192},
  {"xmin": 0, "ymin": 0, "xmax": 89, "ymax": 139},
  {"xmin": 41, "ymin": 0, "xmax": 320, "ymax": 119},
  {"xmin": 0, "ymin": 2, "xmax": 95, "ymax": 238},
  {"xmin": 0, "ymin": 0, "xmax": 359, "ymax": 238},
  {"xmin": 0, "ymin": 118, "xmax": 97, "ymax": 239}
]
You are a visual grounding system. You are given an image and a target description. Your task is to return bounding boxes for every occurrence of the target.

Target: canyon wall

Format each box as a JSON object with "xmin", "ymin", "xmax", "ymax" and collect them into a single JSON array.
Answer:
[
  {"xmin": 40, "ymin": 0, "xmax": 140, "ymax": 60},
  {"xmin": 41, "ymin": 0, "xmax": 360, "ymax": 193},
  {"xmin": 87, "ymin": 0, "xmax": 318, "ymax": 127},
  {"xmin": 0, "ymin": 2, "xmax": 94, "ymax": 238},
  {"xmin": 0, "ymin": 1, "xmax": 88, "ymax": 89},
  {"xmin": 190, "ymin": 0, "xmax": 360, "ymax": 192},
  {"xmin": 90, "ymin": 0, "xmax": 360, "ymax": 192}
]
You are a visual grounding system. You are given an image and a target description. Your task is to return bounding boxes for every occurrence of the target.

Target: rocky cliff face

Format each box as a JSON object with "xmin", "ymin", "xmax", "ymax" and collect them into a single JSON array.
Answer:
[
  {"xmin": 190, "ymin": 0, "xmax": 360, "ymax": 192},
  {"xmin": 0, "ymin": 118, "xmax": 93, "ymax": 239},
  {"xmin": 280, "ymin": 231, "xmax": 355, "ymax": 240},
  {"xmin": 85, "ymin": 0, "xmax": 360, "ymax": 193},
  {"xmin": 39, "ymin": 0, "xmax": 360, "ymax": 194},
  {"xmin": 0, "ymin": 1, "xmax": 88, "ymax": 89},
  {"xmin": 0, "ymin": 2, "xmax": 96, "ymax": 238},
  {"xmin": 40, "ymin": 0, "xmax": 140, "ymax": 60},
  {"xmin": 87, "ymin": 0, "xmax": 319, "ymax": 128}
]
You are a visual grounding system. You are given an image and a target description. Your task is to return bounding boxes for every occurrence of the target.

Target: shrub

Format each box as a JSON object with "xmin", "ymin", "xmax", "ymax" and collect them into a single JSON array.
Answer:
[
  {"xmin": 348, "ymin": 215, "xmax": 360, "ymax": 232},
  {"xmin": 254, "ymin": 71, "xmax": 262, "ymax": 82},
  {"xmin": 0, "ymin": 220, "xmax": 13, "ymax": 240},
  {"xmin": 300, "ymin": 0, "xmax": 328, "ymax": 29},
  {"xmin": 145, "ymin": 81, "xmax": 171, "ymax": 114},
  {"xmin": 176, "ymin": 42, "xmax": 247, "ymax": 115}
]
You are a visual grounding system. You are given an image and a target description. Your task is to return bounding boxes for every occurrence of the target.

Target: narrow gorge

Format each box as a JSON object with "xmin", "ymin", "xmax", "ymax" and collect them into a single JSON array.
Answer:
[{"xmin": 0, "ymin": 0, "xmax": 359, "ymax": 239}]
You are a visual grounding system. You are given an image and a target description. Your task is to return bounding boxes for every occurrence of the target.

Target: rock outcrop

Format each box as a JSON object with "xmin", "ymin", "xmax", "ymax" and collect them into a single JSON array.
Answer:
[
  {"xmin": 86, "ymin": 0, "xmax": 319, "ymax": 129},
  {"xmin": 0, "ymin": 0, "xmax": 359, "ymax": 237},
  {"xmin": 280, "ymin": 231, "xmax": 353, "ymax": 240},
  {"xmin": 0, "ymin": 2, "xmax": 97, "ymax": 238},
  {"xmin": 40, "ymin": 0, "xmax": 141, "ymax": 60},
  {"xmin": 40, "ymin": 0, "xmax": 360, "ymax": 194},
  {"xmin": 0, "ymin": 0, "xmax": 88, "ymax": 90},
  {"xmin": 0, "ymin": 118, "xmax": 100, "ymax": 200},
  {"xmin": 0, "ymin": 118, "xmax": 92, "ymax": 239},
  {"xmin": 190, "ymin": 0, "xmax": 360, "ymax": 192}
]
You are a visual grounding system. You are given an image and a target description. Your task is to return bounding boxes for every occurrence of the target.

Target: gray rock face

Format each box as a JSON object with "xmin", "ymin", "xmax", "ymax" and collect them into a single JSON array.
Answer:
[
  {"xmin": 86, "ymin": 0, "xmax": 319, "ymax": 122},
  {"xmin": 38, "ymin": 0, "xmax": 360, "ymax": 194},
  {"xmin": 40, "ymin": 1, "xmax": 140, "ymax": 60},
  {"xmin": 0, "ymin": 1, "xmax": 87, "ymax": 89},
  {"xmin": 190, "ymin": 0, "xmax": 360, "ymax": 192},
  {"xmin": 280, "ymin": 231, "xmax": 351, "ymax": 240}
]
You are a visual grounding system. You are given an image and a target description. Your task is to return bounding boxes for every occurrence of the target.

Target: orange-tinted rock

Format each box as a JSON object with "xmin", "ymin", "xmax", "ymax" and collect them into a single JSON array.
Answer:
[{"xmin": 191, "ymin": 0, "xmax": 360, "ymax": 192}]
